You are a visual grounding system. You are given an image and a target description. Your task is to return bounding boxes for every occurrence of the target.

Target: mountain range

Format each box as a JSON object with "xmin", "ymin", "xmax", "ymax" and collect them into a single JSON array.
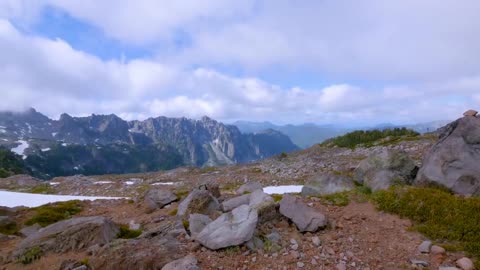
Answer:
[
  {"xmin": 0, "ymin": 109, "xmax": 299, "ymax": 179},
  {"xmin": 234, "ymin": 120, "xmax": 451, "ymax": 148}
]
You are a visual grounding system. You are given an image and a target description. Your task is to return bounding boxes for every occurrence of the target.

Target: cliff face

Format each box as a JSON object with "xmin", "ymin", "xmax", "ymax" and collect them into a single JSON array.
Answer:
[{"xmin": 0, "ymin": 109, "xmax": 299, "ymax": 178}]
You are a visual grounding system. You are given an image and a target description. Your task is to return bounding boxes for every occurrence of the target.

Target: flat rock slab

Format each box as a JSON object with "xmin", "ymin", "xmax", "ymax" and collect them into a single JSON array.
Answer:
[
  {"xmin": 144, "ymin": 189, "xmax": 177, "ymax": 212},
  {"xmin": 162, "ymin": 255, "xmax": 200, "ymax": 270},
  {"xmin": 279, "ymin": 194, "xmax": 327, "ymax": 232},
  {"xmin": 195, "ymin": 205, "xmax": 258, "ymax": 250},
  {"xmin": 14, "ymin": 216, "xmax": 119, "ymax": 258}
]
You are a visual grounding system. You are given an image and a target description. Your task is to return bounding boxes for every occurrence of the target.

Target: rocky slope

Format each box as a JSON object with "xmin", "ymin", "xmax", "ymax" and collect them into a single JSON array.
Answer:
[{"xmin": 0, "ymin": 109, "xmax": 299, "ymax": 178}]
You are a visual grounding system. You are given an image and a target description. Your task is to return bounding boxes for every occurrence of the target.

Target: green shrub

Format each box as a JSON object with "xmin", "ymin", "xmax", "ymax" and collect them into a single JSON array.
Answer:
[
  {"xmin": 25, "ymin": 200, "xmax": 83, "ymax": 227},
  {"xmin": 322, "ymin": 192, "xmax": 350, "ymax": 206},
  {"xmin": 271, "ymin": 194, "xmax": 283, "ymax": 202},
  {"xmin": 29, "ymin": 184, "xmax": 55, "ymax": 194},
  {"xmin": 18, "ymin": 247, "xmax": 42, "ymax": 265},
  {"xmin": 117, "ymin": 224, "xmax": 142, "ymax": 239},
  {"xmin": 168, "ymin": 208, "xmax": 178, "ymax": 216},
  {"xmin": 279, "ymin": 152, "xmax": 288, "ymax": 159},
  {"xmin": 373, "ymin": 186, "xmax": 480, "ymax": 261},
  {"xmin": 0, "ymin": 220, "xmax": 18, "ymax": 235},
  {"xmin": 322, "ymin": 128, "xmax": 419, "ymax": 149}
]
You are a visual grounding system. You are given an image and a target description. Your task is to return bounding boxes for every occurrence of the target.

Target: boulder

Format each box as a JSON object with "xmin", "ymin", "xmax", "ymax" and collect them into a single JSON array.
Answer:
[
  {"xmin": 162, "ymin": 255, "xmax": 200, "ymax": 270},
  {"xmin": 456, "ymin": 257, "xmax": 474, "ymax": 270},
  {"xmin": 19, "ymin": 224, "xmax": 41, "ymax": 238},
  {"xmin": 188, "ymin": 214, "xmax": 212, "ymax": 238},
  {"xmin": 13, "ymin": 216, "xmax": 119, "ymax": 258},
  {"xmin": 463, "ymin": 109, "xmax": 478, "ymax": 117},
  {"xmin": 199, "ymin": 182, "xmax": 221, "ymax": 198},
  {"xmin": 222, "ymin": 193, "xmax": 251, "ymax": 212},
  {"xmin": 177, "ymin": 190, "xmax": 220, "ymax": 217},
  {"xmin": 0, "ymin": 216, "xmax": 16, "ymax": 234},
  {"xmin": 248, "ymin": 190, "xmax": 278, "ymax": 224},
  {"xmin": 236, "ymin": 181, "xmax": 263, "ymax": 194},
  {"xmin": 279, "ymin": 194, "xmax": 327, "ymax": 232},
  {"xmin": 144, "ymin": 189, "xmax": 177, "ymax": 212},
  {"xmin": 301, "ymin": 174, "xmax": 355, "ymax": 196},
  {"xmin": 195, "ymin": 205, "xmax": 258, "ymax": 250},
  {"xmin": 355, "ymin": 149, "xmax": 417, "ymax": 191},
  {"xmin": 417, "ymin": 240, "xmax": 432, "ymax": 253},
  {"xmin": 415, "ymin": 116, "xmax": 480, "ymax": 195}
]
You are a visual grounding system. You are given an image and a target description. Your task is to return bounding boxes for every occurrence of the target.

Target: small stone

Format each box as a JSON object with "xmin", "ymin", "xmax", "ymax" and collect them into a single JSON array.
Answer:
[
  {"xmin": 410, "ymin": 259, "xmax": 429, "ymax": 267},
  {"xmin": 251, "ymin": 257, "xmax": 256, "ymax": 263},
  {"xmin": 335, "ymin": 262, "xmax": 347, "ymax": 270},
  {"xmin": 456, "ymin": 257, "xmax": 474, "ymax": 270},
  {"xmin": 311, "ymin": 258, "xmax": 318, "ymax": 265},
  {"xmin": 311, "ymin": 236, "xmax": 321, "ymax": 247},
  {"xmin": 297, "ymin": 262, "xmax": 305, "ymax": 268},
  {"xmin": 291, "ymin": 244, "xmax": 298, "ymax": 250},
  {"xmin": 417, "ymin": 240, "xmax": 432, "ymax": 253},
  {"xmin": 431, "ymin": 245, "xmax": 446, "ymax": 255}
]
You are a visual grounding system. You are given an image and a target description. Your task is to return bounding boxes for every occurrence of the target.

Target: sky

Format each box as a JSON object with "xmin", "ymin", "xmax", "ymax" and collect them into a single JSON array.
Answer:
[{"xmin": 0, "ymin": 0, "xmax": 479, "ymax": 126}]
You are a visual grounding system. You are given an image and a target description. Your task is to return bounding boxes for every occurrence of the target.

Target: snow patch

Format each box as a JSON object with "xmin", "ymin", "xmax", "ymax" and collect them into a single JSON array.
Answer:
[
  {"xmin": 263, "ymin": 185, "xmax": 303, "ymax": 194},
  {"xmin": 49, "ymin": 182, "xmax": 60, "ymax": 186},
  {"xmin": 1, "ymin": 139, "xmax": 7, "ymax": 141},
  {"xmin": 0, "ymin": 190, "xmax": 125, "ymax": 208},
  {"xmin": 52, "ymin": 132, "xmax": 57, "ymax": 137},
  {"xmin": 61, "ymin": 143, "xmax": 68, "ymax": 146},
  {"xmin": 0, "ymin": 129, "xmax": 5, "ymax": 133},
  {"xmin": 94, "ymin": 181, "xmax": 114, "ymax": 184},
  {"xmin": 41, "ymin": 148, "xmax": 51, "ymax": 152},
  {"xmin": 151, "ymin": 182, "xmax": 174, "ymax": 186},
  {"xmin": 125, "ymin": 181, "xmax": 135, "ymax": 185},
  {"xmin": 11, "ymin": 140, "xmax": 29, "ymax": 159}
]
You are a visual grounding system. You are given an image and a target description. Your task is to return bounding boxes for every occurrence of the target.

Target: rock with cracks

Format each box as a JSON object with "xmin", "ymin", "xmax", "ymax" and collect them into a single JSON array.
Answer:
[
  {"xmin": 195, "ymin": 205, "xmax": 258, "ymax": 250},
  {"xmin": 301, "ymin": 173, "xmax": 355, "ymax": 196},
  {"xmin": 13, "ymin": 216, "xmax": 119, "ymax": 258},
  {"xmin": 415, "ymin": 116, "xmax": 480, "ymax": 195},
  {"xmin": 177, "ymin": 189, "xmax": 220, "ymax": 217},
  {"xmin": 144, "ymin": 189, "xmax": 177, "ymax": 212},
  {"xmin": 279, "ymin": 194, "xmax": 327, "ymax": 232}
]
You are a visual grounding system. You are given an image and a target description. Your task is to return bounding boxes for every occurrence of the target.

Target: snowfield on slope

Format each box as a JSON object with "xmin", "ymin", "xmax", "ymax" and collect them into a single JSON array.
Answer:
[
  {"xmin": 263, "ymin": 185, "xmax": 303, "ymax": 194},
  {"xmin": 0, "ymin": 190, "xmax": 126, "ymax": 208}
]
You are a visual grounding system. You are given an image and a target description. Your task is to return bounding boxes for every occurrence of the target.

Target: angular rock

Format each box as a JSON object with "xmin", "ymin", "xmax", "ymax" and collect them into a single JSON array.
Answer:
[
  {"xmin": 162, "ymin": 255, "xmax": 200, "ymax": 270},
  {"xmin": 463, "ymin": 109, "xmax": 478, "ymax": 117},
  {"xmin": 417, "ymin": 240, "xmax": 432, "ymax": 253},
  {"xmin": 279, "ymin": 194, "xmax": 327, "ymax": 232},
  {"xmin": 188, "ymin": 214, "xmax": 212, "ymax": 238},
  {"xmin": 301, "ymin": 174, "xmax": 355, "ymax": 196},
  {"xmin": 236, "ymin": 181, "xmax": 263, "ymax": 195},
  {"xmin": 19, "ymin": 224, "xmax": 41, "ymax": 238},
  {"xmin": 415, "ymin": 116, "xmax": 480, "ymax": 195},
  {"xmin": 249, "ymin": 190, "xmax": 278, "ymax": 224},
  {"xmin": 13, "ymin": 216, "xmax": 119, "ymax": 258},
  {"xmin": 222, "ymin": 193, "xmax": 251, "ymax": 212},
  {"xmin": 355, "ymin": 149, "xmax": 417, "ymax": 191},
  {"xmin": 246, "ymin": 236, "xmax": 264, "ymax": 251},
  {"xmin": 431, "ymin": 245, "xmax": 446, "ymax": 255},
  {"xmin": 195, "ymin": 205, "xmax": 258, "ymax": 250},
  {"xmin": 144, "ymin": 189, "xmax": 177, "ymax": 212},
  {"xmin": 456, "ymin": 257, "xmax": 474, "ymax": 270},
  {"xmin": 199, "ymin": 182, "xmax": 221, "ymax": 198},
  {"xmin": 177, "ymin": 190, "xmax": 220, "ymax": 217}
]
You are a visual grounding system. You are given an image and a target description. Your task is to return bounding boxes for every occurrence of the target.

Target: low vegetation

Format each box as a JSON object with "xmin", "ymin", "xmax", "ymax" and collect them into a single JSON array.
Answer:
[
  {"xmin": 117, "ymin": 224, "xmax": 142, "ymax": 239},
  {"xmin": 321, "ymin": 128, "xmax": 420, "ymax": 149},
  {"xmin": 28, "ymin": 184, "xmax": 56, "ymax": 194},
  {"xmin": 373, "ymin": 186, "xmax": 480, "ymax": 261},
  {"xmin": 18, "ymin": 247, "xmax": 42, "ymax": 265},
  {"xmin": 25, "ymin": 200, "xmax": 83, "ymax": 227},
  {"xmin": 0, "ymin": 147, "xmax": 27, "ymax": 178}
]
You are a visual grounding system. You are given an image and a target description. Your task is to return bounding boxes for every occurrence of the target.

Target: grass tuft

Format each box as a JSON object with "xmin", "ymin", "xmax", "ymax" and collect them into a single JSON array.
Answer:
[
  {"xmin": 373, "ymin": 186, "xmax": 480, "ymax": 262},
  {"xmin": 117, "ymin": 224, "xmax": 142, "ymax": 239},
  {"xmin": 25, "ymin": 200, "xmax": 83, "ymax": 227},
  {"xmin": 18, "ymin": 247, "xmax": 42, "ymax": 265}
]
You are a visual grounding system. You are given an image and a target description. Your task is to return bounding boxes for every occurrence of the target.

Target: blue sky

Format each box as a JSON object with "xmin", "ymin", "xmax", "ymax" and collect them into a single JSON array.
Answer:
[{"xmin": 0, "ymin": 1, "xmax": 479, "ymax": 125}]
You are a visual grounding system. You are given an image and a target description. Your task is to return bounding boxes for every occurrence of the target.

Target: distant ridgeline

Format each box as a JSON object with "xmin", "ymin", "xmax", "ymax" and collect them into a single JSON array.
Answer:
[
  {"xmin": 0, "ymin": 109, "xmax": 298, "ymax": 179},
  {"xmin": 321, "ymin": 128, "xmax": 420, "ymax": 149}
]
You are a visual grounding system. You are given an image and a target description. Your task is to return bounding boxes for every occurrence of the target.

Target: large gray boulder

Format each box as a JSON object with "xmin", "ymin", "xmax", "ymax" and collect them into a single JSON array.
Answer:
[
  {"xmin": 13, "ymin": 216, "xmax": 119, "ymax": 258},
  {"xmin": 279, "ymin": 194, "xmax": 327, "ymax": 232},
  {"xmin": 248, "ymin": 190, "xmax": 278, "ymax": 224},
  {"xmin": 188, "ymin": 214, "xmax": 212, "ymax": 238},
  {"xmin": 177, "ymin": 189, "xmax": 220, "ymax": 217},
  {"xmin": 415, "ymin": 116, "xmax": 480, "ymax": 195},
  {"xmin": 354, "ymin": 149, "xmax": 417, "ymax": 191},
  {"xmin": 162, "ymin": 255, "xmax": 200, "ymax": 270},
  {"xmin": 144, "ymin": 189, "xmax": 177, "ymax": 212},
  {"xmin": 195, "ymin": 205, "xmax": 258, "ymax": 250},
  {"xmin": 236, "ymin": 181, "xmax": 263, "ymax": 194},
  {"xmin": 301, "ymin": 174, "xmax": 355, "ymax": 196}
]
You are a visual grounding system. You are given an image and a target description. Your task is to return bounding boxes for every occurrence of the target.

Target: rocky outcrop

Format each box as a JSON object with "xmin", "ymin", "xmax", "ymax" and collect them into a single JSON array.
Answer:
[
  {"xmin": 415, "ymin": 116, "xmax": 480, "ymax": 195},
  {"xmin": 222, "ymin": 193, "xmax": 251, "ymax": 212},
  {"xmin": 355, "ymin": 149, "xmax": 417, "ymax": 191},
  {"xmin": 144, "ymin": 189, "xmax": 177, "ymax": 212},
  {"xmin": 195, "ymin": 205, "xmax": 258, "ymax": 250},
  {"xmin": 188, "ymin": 214, "xmax": 212, "ymax": 238},
  {"xmin": 162, "ymin": 255, "xmax": 200, "ymax": 270},
  {"xmin": 249, "ymin": 190, "xmax": 278, "ymax": 224},
  {"xmin": 13, "ymin": 216, "xmax": 119, "ymax": 258},
  {"xmin": 301, "ymin": 174, "xmax": 355, "ymax": 196},
  {"xmin": 177, "ymin": 190, "xmax": 220, "ymax": 217},
  {"xmin": 279, "ymin": 195, "xmax": 327, "ymax": 232}
]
